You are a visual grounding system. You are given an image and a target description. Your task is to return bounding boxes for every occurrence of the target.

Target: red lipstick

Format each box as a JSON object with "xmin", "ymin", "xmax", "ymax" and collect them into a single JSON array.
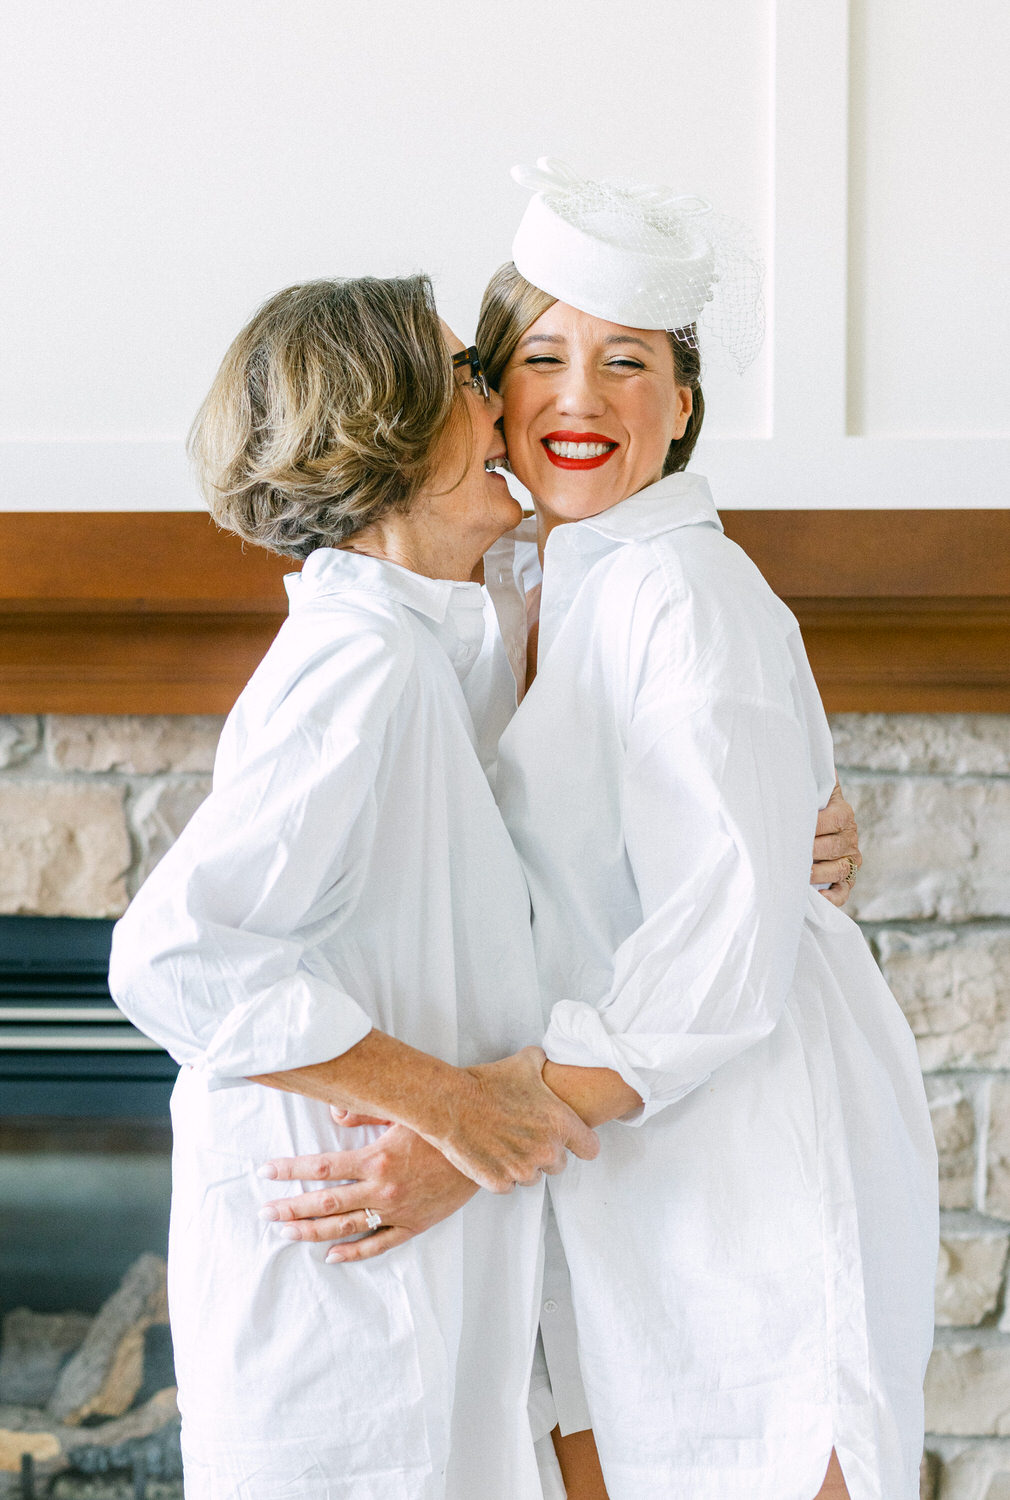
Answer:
[{"xmin": 541, "ymin": 431, "xmax": 619, "ymax": 471}]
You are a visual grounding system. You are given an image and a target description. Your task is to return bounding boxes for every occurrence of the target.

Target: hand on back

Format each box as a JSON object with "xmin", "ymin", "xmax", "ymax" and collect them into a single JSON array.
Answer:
[
  {"xmin": 812, "ymin": 782, "xmax": 862, "ymax": 906},
  {"xmin": 259, "ymin": 1046, "xmax": 600, "ymax": 1260}
]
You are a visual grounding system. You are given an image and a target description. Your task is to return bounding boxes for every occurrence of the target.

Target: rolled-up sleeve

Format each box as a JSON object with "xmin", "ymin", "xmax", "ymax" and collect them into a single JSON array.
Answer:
[
  {"xmin": 541, "ymin": 689, "xmax": 818, "ymax": 1122},
  {"xmin": 108, "ymin": 632, "xmax": 407, "ymax": 1086}
]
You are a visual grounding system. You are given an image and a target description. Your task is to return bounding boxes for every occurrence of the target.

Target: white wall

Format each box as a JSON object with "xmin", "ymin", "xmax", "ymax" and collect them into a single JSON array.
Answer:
[{"xmin": 1, "ymin": 0, "xmax": 1007, "ymax": 510}]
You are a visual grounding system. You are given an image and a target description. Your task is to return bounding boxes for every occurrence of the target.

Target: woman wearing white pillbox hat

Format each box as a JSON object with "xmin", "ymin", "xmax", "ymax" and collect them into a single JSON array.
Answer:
[{"xmin": 469, "ymin": 159, "xmax": 937, "ymax": 1500}]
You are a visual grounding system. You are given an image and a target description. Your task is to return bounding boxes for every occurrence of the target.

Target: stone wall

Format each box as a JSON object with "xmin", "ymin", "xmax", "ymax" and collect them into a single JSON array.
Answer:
[
  {"xmin": 833, "ymin": 714, "xmax": 1010, "ymax": 1500},
  {"xmin": 0, "ymin": 716, "xmax": 222, "ymax": 916},
  {"xmin": 2, "ymin": 711, "xmax": 1010, "ymax": 1497}
]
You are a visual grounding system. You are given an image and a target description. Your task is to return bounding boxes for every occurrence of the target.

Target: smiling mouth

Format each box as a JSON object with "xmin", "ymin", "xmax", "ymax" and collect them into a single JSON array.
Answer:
[{"xmin": 541, "ymin": 432, "xmax": 619, "ymax": 470}]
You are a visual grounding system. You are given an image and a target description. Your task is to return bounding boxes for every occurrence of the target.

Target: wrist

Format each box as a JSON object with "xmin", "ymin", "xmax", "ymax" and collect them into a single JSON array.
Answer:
[
  {"xmin": 542, "ymin": 1060, "xmax": 641, "ymax": 1128},
  {"xmin": 394, "ymin": 1059, "xmax": 479, "ymax": 1144}
]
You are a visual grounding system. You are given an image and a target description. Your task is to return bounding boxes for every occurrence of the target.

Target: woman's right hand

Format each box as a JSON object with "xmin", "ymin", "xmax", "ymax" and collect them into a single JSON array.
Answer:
[{"xmin": 427, "ymin": 1045, "xmax": 601, "ymax": 1193}]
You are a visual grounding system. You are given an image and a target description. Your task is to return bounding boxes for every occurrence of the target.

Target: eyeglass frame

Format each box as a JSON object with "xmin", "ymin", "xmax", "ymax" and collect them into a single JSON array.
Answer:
[{"xmin": 451, "ymin": 345, "xmax": 491, "ymax": 402}]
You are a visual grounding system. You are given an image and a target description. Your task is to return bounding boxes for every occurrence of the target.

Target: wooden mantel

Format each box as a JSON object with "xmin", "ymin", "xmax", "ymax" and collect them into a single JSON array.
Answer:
[{"xmin": 1, "ymin": 511, "xmax": 1008, "ymax": 714}]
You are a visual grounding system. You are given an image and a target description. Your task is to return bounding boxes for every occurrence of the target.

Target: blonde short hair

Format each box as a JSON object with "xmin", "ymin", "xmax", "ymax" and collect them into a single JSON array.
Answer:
[
  {"xmin": 189, "ymin": 275, "xmax": 460, "ymax": 558},
  {"xmin": 475, "ymin": 262, "xmax": 705, "ymax": 475}
]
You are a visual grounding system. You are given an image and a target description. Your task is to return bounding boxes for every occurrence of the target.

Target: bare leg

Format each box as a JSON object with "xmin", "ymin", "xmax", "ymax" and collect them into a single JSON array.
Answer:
[
  {"xmin": 814, "ymin": 1449, "xmax": 850, "ymax": 1498},
  {"xmin": 550, "ymin": 1426, "xmax": 609, "ymax": 1500}
]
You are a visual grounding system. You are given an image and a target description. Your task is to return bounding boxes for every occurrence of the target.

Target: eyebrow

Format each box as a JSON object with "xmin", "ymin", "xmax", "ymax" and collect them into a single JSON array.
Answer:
[
  {"xmin": 603, "ymin": 335, "xmax": 654, "ymax": 352},
  {"xmin": 516, "ymin": 332, "xmax": 655, "ymax": 353}
]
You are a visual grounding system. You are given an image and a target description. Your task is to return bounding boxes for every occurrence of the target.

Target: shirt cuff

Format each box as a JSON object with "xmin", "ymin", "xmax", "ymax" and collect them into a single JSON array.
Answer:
[
  {"xmin": 542, "ymin": 1000, "xmax": 702, "ymax": 1127},
  {"xmin": 196, "ymin": 971, "xmax": 374, "ymax": 1088}
]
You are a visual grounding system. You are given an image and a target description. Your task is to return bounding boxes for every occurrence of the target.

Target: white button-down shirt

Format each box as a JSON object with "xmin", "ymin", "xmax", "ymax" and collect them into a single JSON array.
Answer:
[
  {"xmin": 109, "ymin": 549, "xmax": 548, "ymax": 1500},
  {"xmin": 488, "ymin": 473, "xmax": 938, "ymax": 1500}
]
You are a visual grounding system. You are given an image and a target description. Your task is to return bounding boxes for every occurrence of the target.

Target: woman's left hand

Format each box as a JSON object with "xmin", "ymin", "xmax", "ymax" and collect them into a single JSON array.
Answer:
[
  {"xmin": 258, "ymin": 1124, "xmax": 478, "ymax": 1263},
  {"xmin": 812, "ymin": 781, "xmax": 862, "ymax": 907}
]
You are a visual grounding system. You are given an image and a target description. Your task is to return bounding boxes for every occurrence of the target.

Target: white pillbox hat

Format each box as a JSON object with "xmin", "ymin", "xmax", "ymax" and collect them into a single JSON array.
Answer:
[{"xmin": 509, "ymin": 158, "xmax": 764, "ymax": 371}]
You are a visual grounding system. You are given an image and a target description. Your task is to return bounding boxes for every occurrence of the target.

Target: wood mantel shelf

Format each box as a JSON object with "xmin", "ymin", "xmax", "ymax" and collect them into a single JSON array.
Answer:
[
  {"xmin": 1, "ymin": 511, "xmax": 1008, "ymax": 714},
  {"xmin": 0, "ymin": 514, "xmax": 291, "ymax": 714},
  {"xmin": 722, "ymin": 510, "xmax": 1010, "ymax": 713}
]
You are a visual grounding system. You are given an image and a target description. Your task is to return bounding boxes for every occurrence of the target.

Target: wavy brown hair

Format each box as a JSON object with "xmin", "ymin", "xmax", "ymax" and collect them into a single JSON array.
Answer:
[
  {"xmin": 189, "ymin": 275, "xmax": 462, "ymax": 558},
  {"xmin": 475, "ymin": 262, "xmax": 705, "ymax": 475}
]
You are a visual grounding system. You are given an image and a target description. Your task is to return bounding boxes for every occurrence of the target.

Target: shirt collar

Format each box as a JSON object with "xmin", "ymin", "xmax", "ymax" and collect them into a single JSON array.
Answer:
[
  {"xmin": 284, "ymin": 547, "xmax": 486, "ymax": 625},
  {"xmin": 568, "ymin": 470, "xmax": 722, "ymax": 545}
]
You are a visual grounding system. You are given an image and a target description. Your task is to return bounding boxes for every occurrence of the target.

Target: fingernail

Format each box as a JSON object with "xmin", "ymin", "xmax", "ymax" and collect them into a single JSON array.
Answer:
[
  {"xmin": 325, "ymin": 1249, "xmax": 345, "ymax": 1263},
  {"xmin": 258, "ymin": 1205, "xmax": 280, "ymax": 1222},
  {"xmin": 257, "ymin": 1163, "xmax": 278, "ymax": 1179},
  {"xmin": 280, "ymin": 1225, "xmax": 301, "ymax": 1240}
]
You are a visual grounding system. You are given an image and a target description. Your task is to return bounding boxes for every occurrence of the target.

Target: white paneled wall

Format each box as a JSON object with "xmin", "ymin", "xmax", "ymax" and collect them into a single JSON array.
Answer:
[
  {"xmin": 1, "ymin": 0, "xmax": 1007, "ymax": 510},
  {"xmin": 848, "ymin": 0, "xmax": 1010, "ymax": 438}
]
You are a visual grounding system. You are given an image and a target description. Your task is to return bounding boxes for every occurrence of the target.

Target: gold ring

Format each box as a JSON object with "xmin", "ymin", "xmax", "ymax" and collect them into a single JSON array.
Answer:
[{"xmin": 842, "ymin": 856, "xmax": 857, "ymax": 886}]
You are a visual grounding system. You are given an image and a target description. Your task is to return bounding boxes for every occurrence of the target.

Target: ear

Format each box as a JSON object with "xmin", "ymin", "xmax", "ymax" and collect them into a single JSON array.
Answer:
[{"xmin": 671, "ymin": 384, "xmax": 693, "ymax": 441}]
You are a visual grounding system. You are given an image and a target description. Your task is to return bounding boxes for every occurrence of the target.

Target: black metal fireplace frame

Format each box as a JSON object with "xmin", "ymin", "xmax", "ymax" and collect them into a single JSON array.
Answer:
[{"xmin": 0, "ymin": 916, "xmax": 178, "ymax": 1117}]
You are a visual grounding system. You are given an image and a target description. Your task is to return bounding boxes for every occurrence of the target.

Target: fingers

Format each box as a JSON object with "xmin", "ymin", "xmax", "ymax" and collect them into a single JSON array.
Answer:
[
  {"xmin": 326, "ymin": 1227, "xmax": 414, "ymax": 1264},
  {"xmin": 329, "ymin": 1107, "xmax": 390, "ymax": 1128},
  {"xmin": 260, "ymin": 1184, "xmax": 368, "ymax": 1222},
  {"xmin": 819, "ymin": 883, "xmax": 849, "ymax": 908},
  {"xmin": 447, "ymin": 1151, "xmax": 517, "ymax": 1195},
  {"xmin": 813, "ymin": 855, "xmax": 862, "ymax": 888},
  {"xmin": 812, "ymin": 829, "xmax": 860, "ymax": 862},
  {"xmin": 815, "ymin": 783, "xmax": 857, "ymax": 838},
  {"xmin": 564, "ymin": 1116, "xmax": 601, "ymax": 1162},
  {"xmin": 277, "ymin": 1210, "xmax": 377, "ymax": 1243},
  {"xmin": 258, "ymin": 1149, "xmax": 366, "ymax": 1183}
]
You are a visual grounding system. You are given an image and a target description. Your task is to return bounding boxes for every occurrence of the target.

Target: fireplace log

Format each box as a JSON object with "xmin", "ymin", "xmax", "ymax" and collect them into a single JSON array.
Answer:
[{"xmin": 48, "ymin": 1256, "xmax": 169, "ymax": 1426}]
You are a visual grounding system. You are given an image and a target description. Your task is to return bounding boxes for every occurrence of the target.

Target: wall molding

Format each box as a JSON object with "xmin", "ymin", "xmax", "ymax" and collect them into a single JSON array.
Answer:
[{"xmin": 1, "ymin": 511, "xmax": 1008, "ymax": 714}]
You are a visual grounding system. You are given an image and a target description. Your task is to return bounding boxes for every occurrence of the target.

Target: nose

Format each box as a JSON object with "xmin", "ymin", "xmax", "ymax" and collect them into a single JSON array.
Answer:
[{"xmin": 554, "ymin": 357, "xmax": 606, "ymax": 418}]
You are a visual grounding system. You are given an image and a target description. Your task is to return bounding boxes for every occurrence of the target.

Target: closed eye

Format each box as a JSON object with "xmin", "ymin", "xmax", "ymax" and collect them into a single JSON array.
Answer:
[{"xmin": 524, "ymin": 355, "xmax": 645, "ymax": 371}]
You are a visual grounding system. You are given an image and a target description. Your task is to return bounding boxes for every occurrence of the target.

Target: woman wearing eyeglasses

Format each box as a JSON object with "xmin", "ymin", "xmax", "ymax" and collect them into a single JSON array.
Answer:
[{"xmin": 109, "ymin": 274, "xmax": 602, "ymax": 1500}]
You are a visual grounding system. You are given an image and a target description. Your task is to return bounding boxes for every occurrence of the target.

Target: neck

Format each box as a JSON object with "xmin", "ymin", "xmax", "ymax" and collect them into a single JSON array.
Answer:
[
  {"xmin": 339, "ymin": 522, "xmax": 482, "ymax": 584},
  {"xmin": 533, "ymin": 506, "xmax": 567, "ymax": 565},
  {"xmin": 532, "ymin": 471, "xmax": 667, "ymax": 563}
]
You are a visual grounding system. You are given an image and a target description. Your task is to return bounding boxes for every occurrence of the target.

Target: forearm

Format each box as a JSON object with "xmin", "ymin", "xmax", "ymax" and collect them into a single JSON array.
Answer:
[
  {"xmin": 542, "ymin": 1061, "xmax": 641, "ymax": 1128},
  {"xmin": 253, "ymin": 1031, "xmax": 601, "ymax": 1194},
  {"xmin": 251, "ymin": 1028, "xmax": 465, "ymax": 1140}
]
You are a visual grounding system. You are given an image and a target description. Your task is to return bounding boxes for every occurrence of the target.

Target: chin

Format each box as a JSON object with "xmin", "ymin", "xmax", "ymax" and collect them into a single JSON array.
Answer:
[
  {"xmin": 496, "ymin": 493, "xmax": 525, "ymax": 529},
  {"xmin": 540, "ymin": 485, "xmax": 616, "ymax": 522}
]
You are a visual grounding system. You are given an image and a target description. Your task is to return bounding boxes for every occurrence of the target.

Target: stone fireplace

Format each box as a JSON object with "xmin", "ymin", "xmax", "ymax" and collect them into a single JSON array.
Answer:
[
  {"xmin": 1, "ymin": 709, "xmax": 1009, "ymax": 1497},
  {"xmin": 2, "ymin": 489, "xmax": 1010, "ymax": 1500},
  {"xmin": 0, "ymin": 715, "xmax": 223, "ymax": 1497}
]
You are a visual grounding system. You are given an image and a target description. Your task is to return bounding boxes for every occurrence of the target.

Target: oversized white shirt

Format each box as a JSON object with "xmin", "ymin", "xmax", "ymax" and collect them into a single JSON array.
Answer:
[
  {"xmin": 109, "ymin": 549, "xmax": 548, "ymax": 1500},
  {"xmin": 488, "ymin": 473, "xmax": 938, "ymax": 1500}
]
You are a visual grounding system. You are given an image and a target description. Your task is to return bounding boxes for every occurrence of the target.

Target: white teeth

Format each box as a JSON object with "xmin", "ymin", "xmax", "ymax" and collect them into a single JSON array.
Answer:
[
  {"xmin": 485, "ymin": 458, "xmax": 511, "ymax": 472},
  {"xmin": 545, "ymin": 440, "xmax": 614, "ymax": 459}
]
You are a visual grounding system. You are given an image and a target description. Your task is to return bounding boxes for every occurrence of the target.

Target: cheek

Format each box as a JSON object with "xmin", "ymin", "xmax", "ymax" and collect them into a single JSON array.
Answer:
[
  {"xmin": 626, "ymin": 390, "xmax": 685, "ymax": 466},
  {"xmin": 502, "ymin": 383, "xmax": 539, "ymax": 449}
]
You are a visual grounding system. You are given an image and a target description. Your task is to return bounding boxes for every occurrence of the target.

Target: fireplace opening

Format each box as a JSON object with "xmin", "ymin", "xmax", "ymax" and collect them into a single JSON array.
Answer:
[
  {"xmin": 0, "ymin": 917, "xmax": 183, "ymax": 1494},
  {"xmin": 1, "ymin": 916, "xmax": 178, "ymax": 1316}
]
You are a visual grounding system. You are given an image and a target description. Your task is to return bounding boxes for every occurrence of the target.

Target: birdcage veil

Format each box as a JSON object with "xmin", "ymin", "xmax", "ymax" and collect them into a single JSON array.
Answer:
[{"xmin": 510, "ymin": 158, "xmax": 764, "ymax": 374}]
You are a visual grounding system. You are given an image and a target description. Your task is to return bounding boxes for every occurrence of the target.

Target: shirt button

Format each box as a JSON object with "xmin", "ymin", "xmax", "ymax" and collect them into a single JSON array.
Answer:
[{"xmin": 543, "ymin": 1299, "xmax": 558, "ymax": 1313}]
